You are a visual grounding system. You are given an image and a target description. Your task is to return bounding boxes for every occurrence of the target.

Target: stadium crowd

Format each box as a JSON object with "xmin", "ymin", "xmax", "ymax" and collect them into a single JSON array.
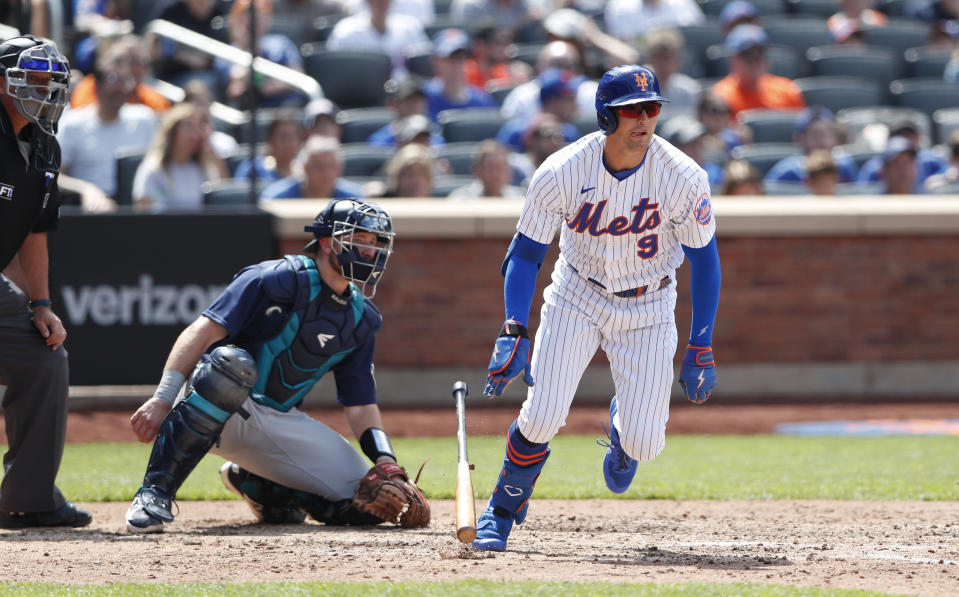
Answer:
[{"xmin": 3, "ymin": 0, "xmax": 959, "ymax": 210}]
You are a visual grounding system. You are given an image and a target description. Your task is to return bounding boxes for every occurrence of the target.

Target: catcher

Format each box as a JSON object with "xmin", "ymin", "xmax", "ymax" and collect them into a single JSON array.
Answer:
[{"xmin": 124, "ymin": 198, "xmax": 429, "ymax": 533}]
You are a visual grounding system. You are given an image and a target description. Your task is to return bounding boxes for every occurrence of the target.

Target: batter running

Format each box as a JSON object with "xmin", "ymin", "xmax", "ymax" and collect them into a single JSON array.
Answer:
[{"xmin": 474, "ymin": 65, "xmax": 721, "ymax": 551}]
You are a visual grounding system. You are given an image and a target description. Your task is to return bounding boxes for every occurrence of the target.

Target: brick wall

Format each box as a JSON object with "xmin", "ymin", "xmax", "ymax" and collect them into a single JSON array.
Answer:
[{"xmin": 279, "ymin": 234, "xmax": 959, "ymax": 367}]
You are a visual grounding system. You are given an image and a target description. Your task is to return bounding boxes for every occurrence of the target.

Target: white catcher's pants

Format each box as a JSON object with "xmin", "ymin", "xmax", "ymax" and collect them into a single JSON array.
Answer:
[
  {"xmin": 211, "ymin": 398, "xmax": 370, "ymax": 501},
  {"xmin": 517, "ymin": 260, "xmax": 678, "ymax": 461}
]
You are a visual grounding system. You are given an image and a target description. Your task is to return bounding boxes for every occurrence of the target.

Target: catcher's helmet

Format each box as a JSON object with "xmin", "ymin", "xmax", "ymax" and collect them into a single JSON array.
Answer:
[
  {"xmin": 0, "ymin": 35, "xmax": 70, "ymax": 136},
  {"xmin": 595, "ymin": 65, "xmax": 668, "ymax": 136},
  {"xmin": 304, "ymin": 198, "xmax": 395, "ymax": 298}
]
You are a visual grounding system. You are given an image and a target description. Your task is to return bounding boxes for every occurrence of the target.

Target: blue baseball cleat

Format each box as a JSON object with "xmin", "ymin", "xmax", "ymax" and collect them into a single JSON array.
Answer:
[
  {"xmin": 598, "ymin": 396, "xmax": 638, "ymax": 494},
  {"xmin": 472, "ymin": 506, "xmax": 514, "ymax": 551}
]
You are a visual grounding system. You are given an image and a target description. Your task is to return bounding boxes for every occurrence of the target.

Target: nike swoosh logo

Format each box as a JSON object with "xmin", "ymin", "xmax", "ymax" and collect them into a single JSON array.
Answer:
[{"xmin": 581, "ymin": 185, "xmax": 596, "ymax": 194}]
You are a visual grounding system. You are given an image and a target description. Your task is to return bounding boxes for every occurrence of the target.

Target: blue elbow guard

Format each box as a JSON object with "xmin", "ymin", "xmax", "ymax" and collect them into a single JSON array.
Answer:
[{"xmin": 500, "ymin": 233, "xmax": 549, "ymax": 276}]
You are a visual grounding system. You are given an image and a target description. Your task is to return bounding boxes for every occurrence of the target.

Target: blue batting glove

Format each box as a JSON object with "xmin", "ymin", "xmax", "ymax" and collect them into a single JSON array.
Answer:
[
  {"xmin": 678, "ymin": 345, "xmax": 716, "ymax": 404},
  {"xmin": 484, "ymin": 320, "xmax": 534, "ymax": 397}
]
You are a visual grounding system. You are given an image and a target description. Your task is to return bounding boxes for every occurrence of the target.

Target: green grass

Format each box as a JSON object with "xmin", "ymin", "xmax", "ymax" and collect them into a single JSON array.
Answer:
[
  {"xmin": 56, "ymin": 434, "xmax": 959, "ymax": 502},
  {"xmin": 0, "ymin": 581, "xmax": 909, "ymax": 597}
]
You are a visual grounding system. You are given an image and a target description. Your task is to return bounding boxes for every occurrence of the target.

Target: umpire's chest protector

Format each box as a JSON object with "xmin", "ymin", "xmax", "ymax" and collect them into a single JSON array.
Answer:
[{"xmin": 252, "ymin": 255, "xmax": 382, "ymax": 411}]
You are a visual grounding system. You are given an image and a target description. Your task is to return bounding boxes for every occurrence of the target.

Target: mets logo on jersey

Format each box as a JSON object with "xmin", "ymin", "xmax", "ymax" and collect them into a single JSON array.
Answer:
[
  {"xmin": 634, "ymin": 72, "xmax": 648, "ymax": 90},
  {"xmin": 694, "ymin": 193, "xmax": 712, "ymax": 225}
]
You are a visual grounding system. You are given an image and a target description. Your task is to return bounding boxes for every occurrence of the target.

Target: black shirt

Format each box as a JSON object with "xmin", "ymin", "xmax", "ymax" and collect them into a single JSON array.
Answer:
[{"xmin": 0, "ymin": 105, "xmax": 61, "ymax": 271}]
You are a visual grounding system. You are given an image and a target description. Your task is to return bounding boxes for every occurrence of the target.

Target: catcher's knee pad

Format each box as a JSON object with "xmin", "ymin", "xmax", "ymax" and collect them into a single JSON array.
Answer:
[{"xmin": 190, "ymin": 345, "xmax": 258, "ymax": 413}]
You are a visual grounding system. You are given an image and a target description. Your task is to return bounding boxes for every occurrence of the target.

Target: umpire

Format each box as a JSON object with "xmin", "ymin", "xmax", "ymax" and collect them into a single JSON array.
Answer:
[{"xmin": 0, "ymin": 35, "xmax": 91, "ymax": 528}]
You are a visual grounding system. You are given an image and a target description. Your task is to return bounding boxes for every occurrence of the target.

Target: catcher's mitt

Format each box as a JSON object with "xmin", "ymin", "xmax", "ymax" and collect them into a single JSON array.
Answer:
[{"xmin": 352, "ymin": 462, "xmax": 431, "ymax": 528}]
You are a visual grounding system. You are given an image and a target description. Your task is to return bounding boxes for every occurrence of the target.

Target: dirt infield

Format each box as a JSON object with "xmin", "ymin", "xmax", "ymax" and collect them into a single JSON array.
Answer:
[
  {"xmin": 2, "ymin": 402, "xmax": 958, "ymax": 593},
  {"xmin": 1, "ymin": 500, "xmax": 957, "ymax": 595}
]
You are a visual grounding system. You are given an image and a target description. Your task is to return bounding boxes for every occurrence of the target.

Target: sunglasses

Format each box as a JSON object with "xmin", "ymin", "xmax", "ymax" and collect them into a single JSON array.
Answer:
[{"xmin": 614, "ymin": 102, "xmax": 662, "ymax": 119}]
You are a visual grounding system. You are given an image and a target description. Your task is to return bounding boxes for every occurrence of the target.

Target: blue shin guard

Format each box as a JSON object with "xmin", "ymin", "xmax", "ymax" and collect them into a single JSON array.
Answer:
[{"xmin": 473, "ymin": 421, "xmax": 550, "ymax": 551}]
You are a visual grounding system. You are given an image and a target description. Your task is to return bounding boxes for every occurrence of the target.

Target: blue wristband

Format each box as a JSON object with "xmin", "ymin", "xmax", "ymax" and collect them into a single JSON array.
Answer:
[{"xmin": 29, "ymin": 299, "xmax": 52, "ymax": 308}]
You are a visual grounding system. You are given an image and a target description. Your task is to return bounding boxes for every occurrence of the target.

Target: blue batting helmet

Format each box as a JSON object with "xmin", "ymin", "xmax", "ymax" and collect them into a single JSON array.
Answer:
[{"xmin": 595, "ymin": 65, "xmax": 668, "ymax": 135}]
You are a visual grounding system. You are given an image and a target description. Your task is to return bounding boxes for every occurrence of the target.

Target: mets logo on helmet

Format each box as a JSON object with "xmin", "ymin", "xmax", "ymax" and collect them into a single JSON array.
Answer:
[
  {"xmin": 634, "ymin": 72, "xmax": 649, "ymax": 90},
  {"xmin": 694, "ymin": 193, "xmax": 712, "ymax": 225}
]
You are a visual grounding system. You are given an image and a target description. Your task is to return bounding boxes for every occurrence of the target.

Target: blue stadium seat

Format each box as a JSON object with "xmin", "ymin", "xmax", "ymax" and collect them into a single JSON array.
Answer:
[
  {"xmin": 786, "ymin": 0, "xmax": 839, "ymax": 17},
  {"xmin": 933, "ymin": 107, "xmax": 959, "ymax": 146},
  {"xmin": 436, "ymin": 143, "xmax": 480, "ymax": 175},
  {"xmin": 433, "ymin": 175, "xmax": 477, "ymax": 197},
  {"xmin": 806, "ymin": 46, "xmax": 899, "ymax": 104},
  {"xmin": 700, "ymin": 0, "xmax": 786, "ymax": 16},
  {"xmin": 903, "ymin": 46, "xmax": 953, "ymax": 79},
  {"xmin": 202, "ymin": 179, "xmax": 268, "ymax": 207},
  {"xmin": 794, "ymin": 76, "xmax": 882, "ymax": 114},
  {"xmin": 336, "ymin": 108, "xmax": 394, "ymax": 144},
  {"xmin": 730, "ymin": 142, "xmax": 803, "ymax": 176},
  {"xmin": 836, "ymin": 106, "xmax": 931, "ymax": 145},
  {"xmin": 762, "ymin": 17, "xmax": 833, "ymax": 55},
  {"xmin": 889, "ymin": 79, "xmax": 959, "ymax": 122},
  {"xmin": 737, "ymin": 108, "xmax": 803, "ymax": 144},
  {"xmin": 301, "ymin": 47, "xmax": 392, "ymax": 109},
  {"xmin": 114, "ymin": 148, "xmax": 146, "ymax": 207},
  {"xmin": 863, "ymin": 19, "xmax": 929, "ymax": 56},
  {"xmin": 339, "ymin": 144, "xmax": 395, "ymax": 177},
  {"xmin": 438, "ymin": 108, "xmax": 506, "ymax": 143}
]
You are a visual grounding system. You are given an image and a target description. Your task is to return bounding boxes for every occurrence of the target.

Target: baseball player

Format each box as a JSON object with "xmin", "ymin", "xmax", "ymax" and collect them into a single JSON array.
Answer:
[
  {"xmin": 125, "ymin": 199, "xmax": 429, "ymax": 533},
  {"xmin": 473, "ymin": 65, "xmax": 721, "ymax": 551}
]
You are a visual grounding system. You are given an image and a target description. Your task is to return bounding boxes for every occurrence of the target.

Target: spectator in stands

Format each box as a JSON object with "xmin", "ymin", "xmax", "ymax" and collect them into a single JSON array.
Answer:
[
  {"xmin": 804, "ymin": 149, "xmax": 840, "ymax": 196},
  {"xmin": 71, "ymin": 0, "xmax": 135, "ymax": 73},
  {"xmin": 923, "ymin": 129, "xmax": 959, "ymax": 191},
  {"xmin": 719, "ymin": 1, "xmax": 760, "ymax": 36},
  {"xmin": 344, "ymin": 0, "xmax": 435, "ymax": 24},
  {"xmin": 154, "ymin": 0, "xmax": 231, "ymax": 89},
  {"xmin": 856, "ymin": 119, "xmax": 947, "ymax": 190},
  {"xmin": 827, "ymin": 0, "xmax": 887, "ymax": 37},
  {"xmin": 500, "ymin": 41, "xmax": 597, "ymax": 123},
  {"xmin": 326, "ymin": 0, "xmax": 430, "ymax": 78},
  {"xmin": 828, "ymin": 17, "xmax": 868, "ymax": 47},
  {"xmin": 70, "ymin": 35, "xmax": 171, "ymax": 113},
  {"xmin": 303, "ymin": 98, "xmax": 342, "ymax": 140},
  {"xmin": 260, "ymin": 135, "xmax": 365, "ymax": 200},
  {"xmin": 712, "ymin": 24, "xmax": 806, "ymax": 118},
  {"xmin": 542, "ymin": 8, "xmax": 639, "ymax": 77},
  {"xmin": 720, "ymin": 159, "xmax": 763, "ymax": 195},
  {"xmin": 905, "ymin": 0, "xmax": 959, "ymax": 23},
  {"xmin": 369, "ymin": 77, "xmax": 445, "ymax": 147},
  {"xmin": 216, "ymin": 0, "xmax": 306, "ymax": 109},
  {"xmin": 660, "ymin": 116, "xmax": 724, "ymax": 188},
  {"xmin": 946, "ymin": 45, "xmax": 959, "ymax": 81},
  {"xmin": 448, "ymin": 140, "xmax": 526, "ymax": 199},
  {"xmin": 879, "ymin": 136, "xmax": 920, "ymax": 195},
  {"xmin": 381, "ymin": 143, "xmax": 435, "ymax": 197},
  {"xmin": 928, "ymin": 17, "xmax": 959, "ymax": 48},
  {"xmin": 604, "ymin": 0, "xmax": 704, "ymax": 42},
  {"xmin": 640, "ymin": 27, "xmax": 701, "ymax": 118},
  {"xmin": 465, "ymin": 25, "xmax": 532, "ymax": 91},
  {"xmin": 181, "ymin": 79, "xmax": 240, "ymax": 159},
  {"xmin": 274, "ymin": 0, "xmax": 351, "ymax": 44},
  {"xmin": 234, "ymin": 109, "xmax": 304, "ymax": 181},
  {"xmin": 424, "ymin": 29, "xmax": 498, "ymax": 122},
  {"xmin": 392, "ymin": 114, "xmax": 441, "ymax": 149},
  {"xmin": 132, "ymin": 103, "xmax": 227, "ymax": 212},
  {"xmin": 57, "ymin": 49, "xmax": 158, "ymax": 206},
  {"xmin": 510, "ymin": 112, "xmax": 568, "ymax": 185},
  {"xmin": 496, "ymin": 68, "xmax": 580, "ymax": 151},
  {"xmin": 450, "ymin": 0, "xmax": 537, "ymax": 35},
  {"xmin": 697, "ymin": 90, "xmax": 745, "ymax": 165},
  {"xmin": 764, "ymin": 107, "xmax": 858, "ymax": 185}
]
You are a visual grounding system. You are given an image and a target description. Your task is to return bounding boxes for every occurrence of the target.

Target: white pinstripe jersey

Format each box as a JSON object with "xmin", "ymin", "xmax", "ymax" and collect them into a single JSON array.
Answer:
[{"xmin": 516, "ymin": 131, "xmax": 716, "ymax": 293}]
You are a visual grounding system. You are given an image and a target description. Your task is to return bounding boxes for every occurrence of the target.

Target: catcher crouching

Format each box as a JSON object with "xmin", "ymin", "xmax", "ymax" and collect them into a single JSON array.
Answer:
[{"xmin": 125, "ymin": 199, "xmax": 429, "ymax": 532}]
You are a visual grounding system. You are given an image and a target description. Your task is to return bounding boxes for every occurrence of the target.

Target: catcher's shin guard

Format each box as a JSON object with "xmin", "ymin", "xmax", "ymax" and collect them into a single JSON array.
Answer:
[{"xmin": 140, "ymin": 346, "xmax": 256, "ymax": 498}]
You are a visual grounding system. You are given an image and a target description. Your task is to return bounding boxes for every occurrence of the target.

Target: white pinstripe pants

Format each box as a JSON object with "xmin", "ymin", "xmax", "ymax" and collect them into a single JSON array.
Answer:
[{"xmin": 517, "ymin": 262, "xmax": 678, "ymax": 461}]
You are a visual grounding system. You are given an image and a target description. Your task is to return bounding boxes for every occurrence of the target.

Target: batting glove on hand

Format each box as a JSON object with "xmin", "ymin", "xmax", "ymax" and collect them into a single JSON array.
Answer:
[
  {"xmin": 484, "ymin": 320, "xmax": 534, "ymax": 397},
  {"xmin": 679, "ymin": 345, "xmax": 716, "ymax": 404}
]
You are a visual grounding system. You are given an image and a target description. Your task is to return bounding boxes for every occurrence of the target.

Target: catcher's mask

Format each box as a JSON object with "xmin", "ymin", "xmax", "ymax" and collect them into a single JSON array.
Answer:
[
  {"xmin": 0, "ymin": 35, "xmax": 70, "ymax": 136},
  {"xmin": 304, "ymin": 198, "xmax": 395, "ymax": 298}
]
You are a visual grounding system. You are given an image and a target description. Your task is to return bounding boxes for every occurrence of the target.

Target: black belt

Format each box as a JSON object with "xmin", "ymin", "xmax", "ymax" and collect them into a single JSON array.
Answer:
[{"xmin": 570, "ymin": 265, "xmax": 671, "ymax": 298}]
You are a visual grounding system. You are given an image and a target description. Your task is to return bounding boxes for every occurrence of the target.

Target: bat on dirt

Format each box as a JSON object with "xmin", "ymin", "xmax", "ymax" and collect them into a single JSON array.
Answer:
[{"xmin": 452, "ymin": 380, "xmax": 476, "ymax": 544}]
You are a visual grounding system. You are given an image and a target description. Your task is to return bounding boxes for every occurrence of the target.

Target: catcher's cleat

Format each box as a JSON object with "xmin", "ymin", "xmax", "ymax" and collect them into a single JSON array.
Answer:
[
  {"xmin": 598, "ymin": 396, "xmax": 638, "ymax": 494},
  {"xmin": 126, "ymin": 487, "xmax": 173, "ymax": 534},
  {"xmin": 220, "ymin": 462, "xmax": 306, "ymax": 524},
  {"xmin": 472, "ymin": 505, "xmax": 513, "ymax": 551}
]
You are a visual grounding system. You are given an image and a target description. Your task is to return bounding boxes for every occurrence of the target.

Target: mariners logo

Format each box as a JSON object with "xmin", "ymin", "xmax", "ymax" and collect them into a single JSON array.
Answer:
[
  {"xmin": 694, "ymin": 193, "xmax": 712, "ymax": 225},
  {"xmin": 634, "ymin": 72, "xmax": 648, "ymax": 90}
]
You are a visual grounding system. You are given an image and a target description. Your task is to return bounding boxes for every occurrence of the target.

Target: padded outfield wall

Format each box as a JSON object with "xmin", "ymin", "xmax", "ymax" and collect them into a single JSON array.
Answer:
[{"xmin": 264, "ymin": 196, "xmax": 959, "ymax": 406}]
